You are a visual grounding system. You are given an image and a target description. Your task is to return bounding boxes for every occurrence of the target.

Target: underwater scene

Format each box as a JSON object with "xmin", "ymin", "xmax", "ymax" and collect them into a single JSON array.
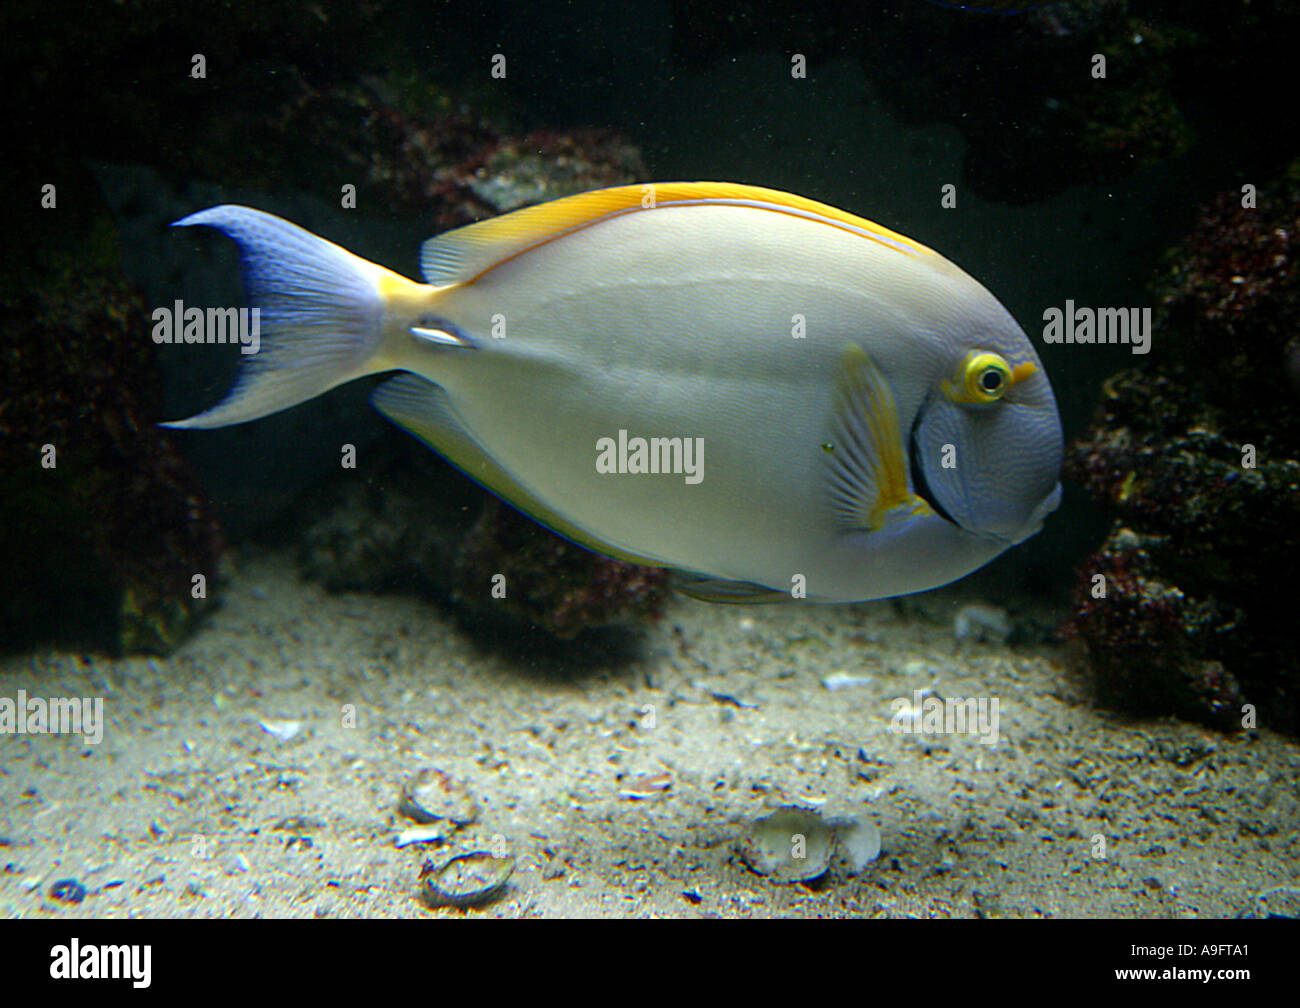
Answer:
[{"xmin": 3, "ymin": 0, "xmax": 1299, "ymax": 927}]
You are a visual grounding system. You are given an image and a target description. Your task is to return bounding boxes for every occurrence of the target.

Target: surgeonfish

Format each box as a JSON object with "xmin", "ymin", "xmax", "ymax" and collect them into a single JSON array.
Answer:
[{"xmin": 165, "ymin": 182, "xmax": 1063, "ymax": 603}]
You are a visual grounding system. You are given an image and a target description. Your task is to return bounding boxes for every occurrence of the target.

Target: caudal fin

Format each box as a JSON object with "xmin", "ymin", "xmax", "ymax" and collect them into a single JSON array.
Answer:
[{"xmin": 162, "ymin": 206, "xmax": 393, "ymax": 429}]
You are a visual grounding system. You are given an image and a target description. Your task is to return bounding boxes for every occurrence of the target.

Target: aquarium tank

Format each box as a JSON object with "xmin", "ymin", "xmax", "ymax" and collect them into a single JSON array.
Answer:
[{"xmin": 2, "ymin": 0, "xmax": 1298, "ymax": 946}]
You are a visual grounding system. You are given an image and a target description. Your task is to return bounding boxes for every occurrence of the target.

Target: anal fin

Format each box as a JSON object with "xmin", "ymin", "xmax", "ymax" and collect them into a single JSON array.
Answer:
[
  {"xmin": 371, "ymin": 374, "xmax": 662, "ymax": 567},
  {"xmin": 675, "ymin": 573, "xmax": 790, "ymax": 604}
]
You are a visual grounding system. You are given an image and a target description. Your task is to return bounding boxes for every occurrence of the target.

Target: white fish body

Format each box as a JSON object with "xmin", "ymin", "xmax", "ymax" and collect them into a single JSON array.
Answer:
[{"xmin": 166, "ymin": 183, "xmax": 1063, "ymax": 602}]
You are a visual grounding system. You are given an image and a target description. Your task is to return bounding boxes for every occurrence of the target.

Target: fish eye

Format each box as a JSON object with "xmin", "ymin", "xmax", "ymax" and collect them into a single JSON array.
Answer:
[{"xmin": 958, "ymin": 351, "xmax": 1013, "ymax": 404}]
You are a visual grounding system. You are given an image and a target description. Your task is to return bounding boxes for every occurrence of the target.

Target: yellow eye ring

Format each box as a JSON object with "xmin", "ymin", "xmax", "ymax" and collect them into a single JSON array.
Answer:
[
  {"xmin": 941, "ymin": 351, "xmax": 1015, "ymax": 404},
  {"xmin": 965, "ymin": 352, "xmax": 1012, "ymax": 402}
]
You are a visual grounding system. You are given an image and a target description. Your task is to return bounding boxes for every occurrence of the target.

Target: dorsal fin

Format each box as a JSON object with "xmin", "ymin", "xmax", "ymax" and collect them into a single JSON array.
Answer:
[{"xmin": 420, "ymin": 182, "xmax": 937, "ymax": 286}]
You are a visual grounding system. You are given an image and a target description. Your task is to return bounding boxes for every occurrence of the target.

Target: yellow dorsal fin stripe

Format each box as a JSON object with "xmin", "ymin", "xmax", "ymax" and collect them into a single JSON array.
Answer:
[{"xmin": 420, "ymin": 182, "xmax": 936, "ymax": 286}]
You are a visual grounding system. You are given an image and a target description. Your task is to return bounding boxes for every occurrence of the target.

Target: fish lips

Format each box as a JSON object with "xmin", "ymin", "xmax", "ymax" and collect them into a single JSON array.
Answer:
[{"xmin": 1003, "ymin": 481, "xmax": 1063, "ymax": 545}]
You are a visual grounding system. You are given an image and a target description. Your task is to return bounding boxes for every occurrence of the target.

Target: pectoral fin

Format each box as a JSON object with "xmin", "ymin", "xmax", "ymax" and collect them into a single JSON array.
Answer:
[{"xmin": 825, "ymin": 344, "xmax": 933, "ymax": 533}]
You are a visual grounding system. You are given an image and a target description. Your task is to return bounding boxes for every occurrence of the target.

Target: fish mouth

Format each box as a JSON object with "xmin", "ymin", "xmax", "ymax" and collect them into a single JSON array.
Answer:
[
  {"xmin": 983, "ymin": 482, "xmax": 1064, "ymax": 546},
  {"xmin": 1014, "ymin": 482, "xmax": 1063, "ymax": 542},
  {"xmin": 908, "ymin": 418, "xmax": 1063, "ymax": 546}
]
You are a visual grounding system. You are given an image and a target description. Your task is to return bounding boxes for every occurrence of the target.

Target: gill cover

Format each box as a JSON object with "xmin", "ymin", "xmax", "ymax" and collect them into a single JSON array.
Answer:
[{"xmin": 913, "ymin": 350, "xmax": 1063, "ymax": 542}]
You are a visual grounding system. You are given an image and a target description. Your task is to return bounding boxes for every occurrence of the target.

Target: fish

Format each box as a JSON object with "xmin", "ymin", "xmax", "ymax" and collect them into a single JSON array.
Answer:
[{"xmin": 164, "ymin": 182, "xmax": 1063, "ymax": 603}]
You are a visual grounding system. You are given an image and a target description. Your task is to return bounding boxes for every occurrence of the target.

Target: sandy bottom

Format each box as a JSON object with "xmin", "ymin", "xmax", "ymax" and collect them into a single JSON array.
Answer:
[{"xmin": 3, "ymin": 551, "xmax": 1298, "ymax": 919}]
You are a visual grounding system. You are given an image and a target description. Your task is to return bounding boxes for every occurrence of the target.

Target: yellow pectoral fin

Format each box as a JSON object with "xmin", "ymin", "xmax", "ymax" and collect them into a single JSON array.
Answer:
[
  {"xmin": 875, "ymin": 492, "xmax": 935, "ymax": 530},
  {"xmin": 825, "ymin": 344, "xmax": 931, "ymax": 533}
]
